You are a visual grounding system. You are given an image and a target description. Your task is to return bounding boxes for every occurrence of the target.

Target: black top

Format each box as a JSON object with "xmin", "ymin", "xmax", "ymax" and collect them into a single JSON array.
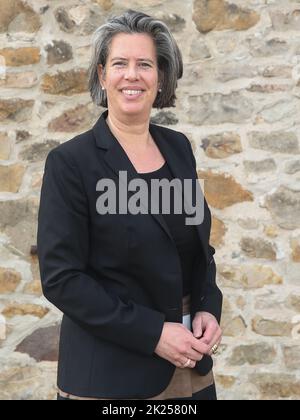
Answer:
[{"xmin": 138, "ymin": 161, "xmax": 201, "ymax": 297}]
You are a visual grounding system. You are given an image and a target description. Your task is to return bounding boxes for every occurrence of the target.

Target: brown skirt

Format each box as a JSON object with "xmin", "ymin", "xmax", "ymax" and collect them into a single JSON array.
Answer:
[{"xmin": 58, "ymin": 295, "xmax": 214, "ymax": 400}]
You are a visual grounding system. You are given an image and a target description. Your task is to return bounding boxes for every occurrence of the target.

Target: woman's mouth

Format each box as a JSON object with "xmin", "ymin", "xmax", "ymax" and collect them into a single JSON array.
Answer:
[{"xmin": 121, "ymin": 89, "xmax": 145, "ymax": 99}]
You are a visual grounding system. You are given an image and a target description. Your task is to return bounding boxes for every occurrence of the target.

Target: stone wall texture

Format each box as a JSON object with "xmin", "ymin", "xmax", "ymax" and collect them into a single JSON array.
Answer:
[{"xmin": 0, "ymin": 0, "xmax": 300, "ymax": 400}]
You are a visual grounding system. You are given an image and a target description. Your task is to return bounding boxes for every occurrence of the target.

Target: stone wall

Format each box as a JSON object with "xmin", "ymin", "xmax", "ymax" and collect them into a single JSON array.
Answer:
[{"xmin": 0, "ymin": 0, "xmax": 299, "ymax": 400}]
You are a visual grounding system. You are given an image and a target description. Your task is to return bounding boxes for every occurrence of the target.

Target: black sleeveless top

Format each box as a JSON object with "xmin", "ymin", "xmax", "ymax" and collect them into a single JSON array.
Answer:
[{"xmin": 138, "ymin": 161, "xmax": 201, "ymax": 297}]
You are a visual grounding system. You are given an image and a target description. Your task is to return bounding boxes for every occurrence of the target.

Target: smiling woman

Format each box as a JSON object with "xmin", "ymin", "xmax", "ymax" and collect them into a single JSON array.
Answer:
[
  {"xmin": 97, "ymin": 32, "xmax": 159, "ymax": 117},
  {"xmin": 37, "ymin": 9, "xmax": 222, "ymax": 402}
]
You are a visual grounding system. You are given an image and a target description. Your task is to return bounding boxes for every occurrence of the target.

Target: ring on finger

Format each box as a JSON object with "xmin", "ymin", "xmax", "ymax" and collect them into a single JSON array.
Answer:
[
  {"xmin": 211, "ymin": 344, "xmax": 219, "ymax": 355},
  {"xmin": 183, "ymin": 358, "xmax": 192, "ymax": 368}
]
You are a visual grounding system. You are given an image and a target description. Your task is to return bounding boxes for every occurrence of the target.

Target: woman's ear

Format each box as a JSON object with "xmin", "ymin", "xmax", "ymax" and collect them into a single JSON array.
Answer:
[{"xmin": 97, "ymin": 64, "xmax": 105, "ymax": 88}]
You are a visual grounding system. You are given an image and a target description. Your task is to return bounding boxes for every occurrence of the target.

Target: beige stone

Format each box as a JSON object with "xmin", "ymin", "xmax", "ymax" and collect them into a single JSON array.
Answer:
[
  {"xmin": 229, "ymin": 343, "xmax": 276, "ymax": 366},
  {"xmin": 249, "ymin": 131, "xmax": 299, "ymax": 154},
  {"xmin": 214, "ymin": 64, "xmax": 258, "ymax": 82},
  {"xmin": 252, "ymin": 316, "xmax": 292, "ymax": 337},
  {"xmin": 249, "ymin": 38, "xmax": 288, "ymax": 58},
  {"xmin": 255, "ymin": 290, "xmax": 285, "ymax": 311},
  {"xmin": 48, "ymin": 104, "xmax": 99, "ymax": 132},
  {"xmin": 223, "ymin": 316, "xmax": 246, "ymax": 337},
  {"xmin": 198, "ymin": 170, "xmax": 253, "ymax": 209},
  {"xmin": 189, "ymin": 38, "xmax": 211, "ymax": 61},
  {"xmin": 220, "ymin": 298, "xmax": 246, "ymax": 336},
  {"xmin": 201, "ymin": 132, "xmax": 242, "ymax": 159},
  {"xmin": 189, "ymin": 92, "xmax": 253, "ymax": 125},
  {"xmin": 20, "ymin": 140, "xmax": 59, "ymax": 163},
  {"xmin": 264, "ymin": 186, "xmax": 300, "ymax": 230},
  {"xmin": 152, "ymin": 111, "xmax": 178, "ymax": 125},
  {"xmin": 0, "ymin": 99, "xmax": 34, "ymax": 122},
  {"xmin": 290, "ymin": 238, "xmax": 300, "ymax": 262},
  {"xmin": 0, "ymin": 0, "xmax": 41, "ymax": 33},
  {"xmin": 0, "ymin": 132, "xmax": 11, "ymax": 160},
  {"xmin": 54, "ymin": 5, "xmax": 106, "ymax": 36},
  {"xmin": 283, "ymin": 347, "xmax": 300, "ymax": 370},
  {"xmin": 192, "ymin": 0, "xmax": 260, "ymax": 33},
  {"xmin": 264, "ymin": 225, "xmax": 279, "ymax": 238},
  {"xmin": 0, "ymin": 163, "xmax": 25, "ymax": 193},
  {"xmin": 0, "ymin": 314, "xmax": 6, "ymax": 340},
  {"xmin": 2, "ymin": 303, "xmax": 49, "ymax": 319},
  {"xmin": 256, "ymin": 99, "xmax": 299, "ymax": 123},
  {"xmin": 0, "ymin": 268, "xmax": 21, "ymax": 294},
  {"xmin": 41, "ymin": 69, "xmax": 88, "ymax": 96},
  {"xmin": 30, "ymin": 173, "xmax": 43, "ymax": 190},
  {"xmin": 23, "ymin": 280, "xmax": 43, "ymax": 296},
  {"xmin": 92, "ymin": 0, "xmax": 114, "ymax": 10},
  {"xmin": 215, "ymin": 375, "xmax": 236, "ymax": 389},
  {"xmin": 270, "ymin": 10, "xmax": 300, "ymax": 31},
  {"xmin": 0, "ymin": 48, "xmax": 40, "ymax": 67},
  {"xmin": 262, "ymin": 65, "xmax": 292, "ymax": 79},
  {"xmin": 287, "ymin": 294, "xmax": 300, "ymax": 313},
  {"xmin": 246, "ymin": 83, "xmax": 291, "ymax": 93},
  {"xmin": 0, "ymin": 364, "xmax": 57, "ymax": 400},
  {"xmin": 0, "ymin": 71, "xmax": 38, "ymax": 89},
  {"xmin": 218, "ymin": 264, "xmax": 282, "ymax": 289},
  {"xmin": 262, "ymin": 65, "xmax": 292, "ymax": 78},
  {"xmin": 240, "ymin": 237, "xmax": 277, "ymax": 260},
  {"xmin": 236, "ymin": 296, "xmax": 246, "ymax": 309},
  {"xmin": 251, "ymin": 373, "xmax": 300, "ymax": 399},
  {"xmin": 211, "ymin": 216, "xmax": 226, "ymax": 248},
  {"xmin": 154, "ymin": 12, "xmax": 186, "ymax": 34},
  {"xmin": 23, "ymin": 258, "xmax": 42, "ymax": 296},
  {"xmin": 237, "ymin": 218, "xmax": 259, "ymax": 230},
  {"xmin": 243, "ymin": 159, "xmax": 276, "ymax": 173},
  {"xmin": 0, "ymin": 197, "xmax": 39, "ymax": 256},
  {"xmin": 285, "ymin": 160, "xmax": 300, "ymax": 175}
]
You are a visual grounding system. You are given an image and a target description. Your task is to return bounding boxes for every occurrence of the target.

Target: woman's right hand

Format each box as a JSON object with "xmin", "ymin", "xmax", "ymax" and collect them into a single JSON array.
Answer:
[{"xmin": 154, "ymin": 322, "xmax": 211, "ymax": 369}]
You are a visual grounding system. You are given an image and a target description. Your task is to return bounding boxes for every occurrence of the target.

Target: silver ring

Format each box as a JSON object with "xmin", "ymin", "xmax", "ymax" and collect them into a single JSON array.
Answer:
[{"xmin": 183, "ymin": 358, "xmax": 191, "ymax": 368}]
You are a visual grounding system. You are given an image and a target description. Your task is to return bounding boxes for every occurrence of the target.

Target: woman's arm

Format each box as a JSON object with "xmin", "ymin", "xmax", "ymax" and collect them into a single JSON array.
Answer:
[
  {"xmin": 37, "ymin": 148, "xmax": 165, "ymax": 356},
  {"xmin": 182, "ymin": 135, "xmax": 223, "ymax": 324}
]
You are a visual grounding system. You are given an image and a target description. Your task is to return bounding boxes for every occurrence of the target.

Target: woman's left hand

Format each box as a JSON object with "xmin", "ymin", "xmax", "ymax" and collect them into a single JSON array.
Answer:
[{"xmin": 192, "ymin": 311, "xmax": 222, "ymax": 356}]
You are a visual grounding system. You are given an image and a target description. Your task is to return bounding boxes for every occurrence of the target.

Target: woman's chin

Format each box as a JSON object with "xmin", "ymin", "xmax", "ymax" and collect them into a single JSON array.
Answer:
[{"xmin": 119, "ymin": 103, "xmax": 146, "ymax": 115}]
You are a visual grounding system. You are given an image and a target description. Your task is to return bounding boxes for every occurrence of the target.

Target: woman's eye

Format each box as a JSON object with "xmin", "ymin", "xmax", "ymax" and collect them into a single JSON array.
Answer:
[{"xmin": 113, "ymin": 62, "xmax": 150, "ymax": 67}]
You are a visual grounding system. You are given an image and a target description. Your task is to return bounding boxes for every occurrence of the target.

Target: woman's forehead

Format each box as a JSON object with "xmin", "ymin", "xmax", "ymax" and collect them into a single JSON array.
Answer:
[{"xmin": 109, "ymin": 33, "xmax": 156, "ymax": 55}]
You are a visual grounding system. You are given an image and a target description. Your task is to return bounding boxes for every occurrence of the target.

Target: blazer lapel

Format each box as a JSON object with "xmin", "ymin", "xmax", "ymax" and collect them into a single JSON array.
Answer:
[
  {"xmin": 92, "ymin": 110, "xmax": 209, "ymax": 262},
  {"xmin": 150, "ymin": 124, "xmax": 209, "ymax": 262}
]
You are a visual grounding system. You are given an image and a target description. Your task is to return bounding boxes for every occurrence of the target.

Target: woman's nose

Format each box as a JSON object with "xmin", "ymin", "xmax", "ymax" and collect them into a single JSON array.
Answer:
[{"xmin": 124, "ymin": 64, "xmax": 139, "ymax": 80}]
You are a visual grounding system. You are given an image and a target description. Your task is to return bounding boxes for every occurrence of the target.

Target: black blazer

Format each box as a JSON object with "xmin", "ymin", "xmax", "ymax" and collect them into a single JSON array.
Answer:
[{"xmin": 37, "ymin": 109, "xmax": 222, "ymax": 399}]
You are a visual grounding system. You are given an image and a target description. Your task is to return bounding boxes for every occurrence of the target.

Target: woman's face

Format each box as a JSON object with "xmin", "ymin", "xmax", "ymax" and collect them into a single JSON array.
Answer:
[{"xmin": 98, "ymin": 33, "xmax": 160, "ymax": 118}]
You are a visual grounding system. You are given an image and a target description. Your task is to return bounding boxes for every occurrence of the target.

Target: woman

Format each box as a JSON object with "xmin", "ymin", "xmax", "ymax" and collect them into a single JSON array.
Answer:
[{"xmin": 37, "ymin": 9, "xmax": 222, "ymax": 400}]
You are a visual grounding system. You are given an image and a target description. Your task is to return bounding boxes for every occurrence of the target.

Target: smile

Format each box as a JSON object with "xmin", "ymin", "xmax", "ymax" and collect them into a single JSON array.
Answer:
[{"xmin": 121, "ymin": 89, "xmax": 144, "ymax": 99}]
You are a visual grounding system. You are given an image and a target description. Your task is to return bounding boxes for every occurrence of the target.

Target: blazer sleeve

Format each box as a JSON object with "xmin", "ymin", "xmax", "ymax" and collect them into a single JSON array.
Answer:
[
  {"xmin": 183, "ymin": 135, "xmax": 223, "ymax": 324},
  {"xmin": 37, "ymin": 148, "xmax": 165, "ymax": 356}
]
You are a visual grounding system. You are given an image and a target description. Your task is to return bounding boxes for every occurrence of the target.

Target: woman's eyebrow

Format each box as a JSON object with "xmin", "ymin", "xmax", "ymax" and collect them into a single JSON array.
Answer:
[{"xmin": 110, "ymin": 57, "xmax": 154, "ymax": 63}]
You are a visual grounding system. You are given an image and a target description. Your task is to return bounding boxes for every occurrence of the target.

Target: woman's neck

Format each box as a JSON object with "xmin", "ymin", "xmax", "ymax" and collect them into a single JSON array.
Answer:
[{"xmin": 106, "ymin": 111, "xmax": 152, "ymax": 152}]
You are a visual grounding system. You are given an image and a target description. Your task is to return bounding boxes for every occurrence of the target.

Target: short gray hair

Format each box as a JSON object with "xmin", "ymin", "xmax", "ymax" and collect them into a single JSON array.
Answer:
[{"xmin": 88, "ymin": 9, "xmax": 183, "ymax": 109}]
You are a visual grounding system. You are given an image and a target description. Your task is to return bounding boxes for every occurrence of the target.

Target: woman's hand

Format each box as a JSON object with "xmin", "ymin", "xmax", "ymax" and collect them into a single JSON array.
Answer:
[
  {"xmin": 192, "ymin": 311, "xmax": 222, "ymax": 356},
  {"xmin": 154, "ymin": 322, "xmax": 211, "ymax": 369}
]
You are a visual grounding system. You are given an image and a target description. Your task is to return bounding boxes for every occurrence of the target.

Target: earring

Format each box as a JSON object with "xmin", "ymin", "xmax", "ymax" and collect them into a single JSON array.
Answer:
[
  {"xmin": 101, "ymin": 87, "xmax": 105, "ymax": 91},
  {"xmin": 158, "ymin": 88, "xmax": 162, "ymax": 92}
]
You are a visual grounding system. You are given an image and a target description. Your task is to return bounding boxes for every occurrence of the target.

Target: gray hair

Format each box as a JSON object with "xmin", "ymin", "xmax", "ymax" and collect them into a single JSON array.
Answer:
[{"xmin": 88, "ymin": 9, "xmax": 183, "ymax": 109}]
